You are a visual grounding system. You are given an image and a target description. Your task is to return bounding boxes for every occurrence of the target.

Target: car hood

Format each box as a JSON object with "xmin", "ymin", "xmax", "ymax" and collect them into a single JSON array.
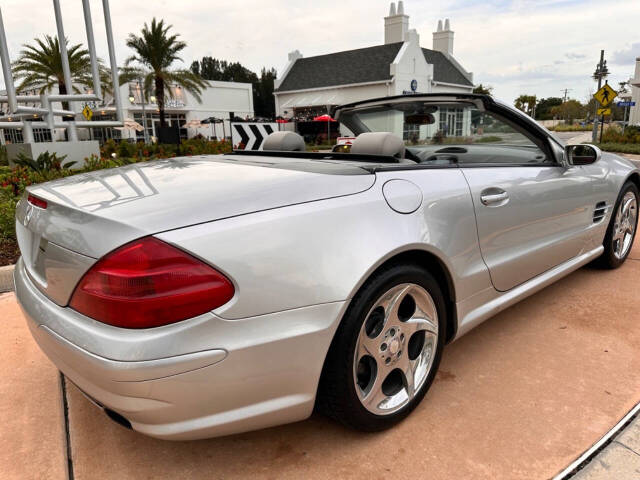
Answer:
[{"xmin": 19, "ymin": 154, "xmax": 375, "ymax": 259}]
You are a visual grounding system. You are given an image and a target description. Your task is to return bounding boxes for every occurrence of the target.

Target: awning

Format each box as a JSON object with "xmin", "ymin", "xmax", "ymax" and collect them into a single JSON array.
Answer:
[{"xmin": 279, "ymin": 91, "xmax": 345, "ymax": 109}]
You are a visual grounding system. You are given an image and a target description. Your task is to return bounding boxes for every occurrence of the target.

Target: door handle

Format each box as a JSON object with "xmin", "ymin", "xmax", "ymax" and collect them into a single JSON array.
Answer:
[{"xmin": 480, "ymin": 190, "xmax": 509, "ymax": 206}]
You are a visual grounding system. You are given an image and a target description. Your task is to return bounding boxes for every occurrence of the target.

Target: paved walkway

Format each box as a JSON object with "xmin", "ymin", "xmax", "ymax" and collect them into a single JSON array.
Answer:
[
  {"xmin": 572, "ymin": 415, "xmax": 640, "ymax": 479},
  {"xmin": 1, "ymin": 237, "xmax": 640, "ymax": 479}
]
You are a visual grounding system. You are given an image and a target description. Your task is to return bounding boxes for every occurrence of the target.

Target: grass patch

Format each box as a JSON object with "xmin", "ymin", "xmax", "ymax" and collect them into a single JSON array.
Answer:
[
  {"xmin": 593, "ymin": 143, "xmax": 640, "ymax": 154},
  {"xmin": 548, "ymin": 124, "xmax": 592, "ymax": 132},
  {"xmin": 474, "ymin": 136, "xmax": 503, "ymax": 143}
]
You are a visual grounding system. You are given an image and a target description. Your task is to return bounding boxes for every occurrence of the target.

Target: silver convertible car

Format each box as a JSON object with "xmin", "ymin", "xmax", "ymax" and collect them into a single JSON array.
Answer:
[{"xmin": 15, "ymin": 94, "xmax": 639, "ymax": 440}]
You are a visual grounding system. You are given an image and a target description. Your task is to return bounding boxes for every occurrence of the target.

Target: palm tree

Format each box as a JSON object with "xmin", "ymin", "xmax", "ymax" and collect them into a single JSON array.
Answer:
[
  {"xmin": 125, "ymin": 18, "xmax": 208, "ymax": 129},
  {"xmin": 12, "ymin": 35, "xmax": 92, "ymax": 110}
]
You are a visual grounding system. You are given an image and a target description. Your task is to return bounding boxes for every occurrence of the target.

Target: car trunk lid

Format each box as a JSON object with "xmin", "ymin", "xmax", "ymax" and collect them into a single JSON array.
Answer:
[{"xmin": 16, "ymin": 155, "xmax": 375, "ymax": 305}]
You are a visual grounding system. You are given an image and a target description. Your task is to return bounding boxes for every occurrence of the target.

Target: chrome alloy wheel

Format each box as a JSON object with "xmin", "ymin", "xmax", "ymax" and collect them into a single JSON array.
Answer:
[
  {"xmin": 613, "ymin": 191, "xmax": 637, "ymax": 260},
  {"xmin": 353, "ymin": 283, "xmax": 439, "ymax": 415}
]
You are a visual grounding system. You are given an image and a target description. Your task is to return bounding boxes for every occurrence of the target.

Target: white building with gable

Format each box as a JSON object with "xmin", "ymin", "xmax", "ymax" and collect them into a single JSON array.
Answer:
[{"xmin": 273, "ymin": 1, "xmax": 474, "ymax": 121}]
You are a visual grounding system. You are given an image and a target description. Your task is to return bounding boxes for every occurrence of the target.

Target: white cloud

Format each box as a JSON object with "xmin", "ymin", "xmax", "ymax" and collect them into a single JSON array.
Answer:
[
  {"xmin": 0, "ymin": 0, "xmax": 637, "ymax": 104},
  {"xmin": 612, "ymin": 42, "xmax": 640, "ymax": 65}
]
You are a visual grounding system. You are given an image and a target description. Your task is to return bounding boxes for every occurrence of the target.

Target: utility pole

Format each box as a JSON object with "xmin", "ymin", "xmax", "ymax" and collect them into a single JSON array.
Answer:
[
  {"xmin": 592, "ymin": 50, "xmax": 609, "ymax": 143},
  {"xmin": 560, "ymin": 88, "xmax": 572, "ymax": 103}
]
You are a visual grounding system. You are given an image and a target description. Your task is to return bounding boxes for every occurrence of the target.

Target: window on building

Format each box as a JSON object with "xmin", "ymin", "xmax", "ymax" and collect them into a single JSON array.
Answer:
[
  {"xmin": 133, "ymin": 113, "xmax": 187, "ymax": 141},
  {"xmin": 403, "ymin": 111, "xmax": 420, "ymax": 143},
  {"xmin": 2, "ymin": 126, "xmax": 52, "ymax": 143},
  {"xmin": 438, "ymin": 108, "xmax": 464, "ymax": 137},
  {"xmin": 3, "ymin": 128, "xmax": 23, "ymax": 144},
  {"xmin": 33, "ymin": 128, "xmax": 52, "ymax": 143}
]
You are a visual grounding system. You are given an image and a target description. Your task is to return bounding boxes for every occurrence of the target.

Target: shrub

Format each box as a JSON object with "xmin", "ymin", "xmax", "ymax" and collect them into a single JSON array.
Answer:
[
  {"xmin": 600, "ymin": 125, "xmax": 640, "ymax": 144},
  {"xmin": 549, "ymin": 124, "xmax": 591, "ymax": 132},
  {"xmin": 117, "ymin": 140, "xmax": 138, "ymax": 159},
  {"xmin": 0, "ymin": 188, "xmax": 18, "ymax": 242},
  {"xmin": 13, "ymin": 151, "xmax": 76, "ymax": 173},
  {"xmin": 100, "ymin": 139, "xmax": 118, "ymax": 157},
  {"xmin": 0, "ymin": 145, "xmax": 7, "ymax": 167},
  {"xmin": 474, "ymin": 136, "xmax": 503, "ymax": 143},
  {"xmin": 596, "ymin": 142, "xmax": 640, "ymax": 154}
]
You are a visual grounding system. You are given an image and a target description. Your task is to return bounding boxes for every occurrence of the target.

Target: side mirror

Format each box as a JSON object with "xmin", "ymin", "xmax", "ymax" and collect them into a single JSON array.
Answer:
[{"xmin": 565, "ymin": 144, "xmax": 601, "ymax": 166}]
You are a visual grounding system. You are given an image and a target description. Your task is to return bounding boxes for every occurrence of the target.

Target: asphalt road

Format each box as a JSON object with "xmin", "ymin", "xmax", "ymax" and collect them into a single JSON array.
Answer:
[{"xmin": 553, "ymin": 131, "xmax": 582, "ymax": 143}]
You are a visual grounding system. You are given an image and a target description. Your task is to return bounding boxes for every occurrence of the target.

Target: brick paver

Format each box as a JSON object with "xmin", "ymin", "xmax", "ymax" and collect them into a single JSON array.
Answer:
[
  {"xmin": 1, "ymin": 240, "xmax": 639, "ymax": 479},
  {"xmin": 0, "ymin": 293, "xmax": 67, "ymax": 480}
]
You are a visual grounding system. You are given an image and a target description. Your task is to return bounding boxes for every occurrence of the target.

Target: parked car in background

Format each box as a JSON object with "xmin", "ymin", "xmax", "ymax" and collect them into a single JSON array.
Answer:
[{"xmin": 15, "ymin": 94, "xmax": 639, "ymax": 440}]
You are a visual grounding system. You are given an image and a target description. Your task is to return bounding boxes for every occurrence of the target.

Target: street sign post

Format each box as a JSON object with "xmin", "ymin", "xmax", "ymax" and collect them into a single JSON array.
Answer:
[
  {"xmin": 592, "ymin": 83, "xmax": 617, "ymax": 143},
  {"xmin": 594, "ymin": 83, "xmax": 617, "ymax": 107},
  {"xmin": 616, "ymin": 101, "xmax": 635, "ymax": 134}
]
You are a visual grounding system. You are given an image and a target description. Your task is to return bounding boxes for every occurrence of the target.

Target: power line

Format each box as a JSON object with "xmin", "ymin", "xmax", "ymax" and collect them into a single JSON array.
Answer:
[{"xmin": 560, "ymin": 88, "xmax": 572, "ymax": 103}]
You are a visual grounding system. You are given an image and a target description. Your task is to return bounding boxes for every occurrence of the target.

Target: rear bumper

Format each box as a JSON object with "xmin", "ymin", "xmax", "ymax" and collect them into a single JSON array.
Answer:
[{"xmin": 14, "ymin": 258, "xmax": 346, "ymax": 440}]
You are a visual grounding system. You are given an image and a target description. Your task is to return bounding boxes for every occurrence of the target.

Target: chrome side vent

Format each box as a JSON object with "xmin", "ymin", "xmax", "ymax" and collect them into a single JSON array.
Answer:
[{"xmin": 593, "ymin": 202, "xmax": 608, "ymax": 223}]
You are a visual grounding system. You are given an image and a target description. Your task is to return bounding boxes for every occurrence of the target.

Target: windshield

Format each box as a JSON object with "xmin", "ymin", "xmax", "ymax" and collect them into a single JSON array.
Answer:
[{"xmin": 340, "ymin": 101, "xmax": 540, "ymax": 149}]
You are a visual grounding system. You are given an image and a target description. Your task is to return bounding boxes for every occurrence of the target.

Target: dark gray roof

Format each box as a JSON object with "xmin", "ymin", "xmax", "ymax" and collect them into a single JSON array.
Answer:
[
  {"xmin": 276, "ymin": 43, "xmax": 403, "ymax": 92},
  {"xmin": 276, "ymin": 43, "xmax": 473, "ymax": 92},
  {"xmin": 422, "ymin": 48, "xmax": 473, "ymax": 87}
]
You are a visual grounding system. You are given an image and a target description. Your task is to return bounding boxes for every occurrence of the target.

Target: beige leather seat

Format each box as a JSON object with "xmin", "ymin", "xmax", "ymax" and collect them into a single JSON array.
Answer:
[
  {"xmin": 350, "ymin": 132, "xmax": 405, "ymax": 158},
  {"xmin": 262, "ymin": 131, "xmax": 306, "ymax": 151}
]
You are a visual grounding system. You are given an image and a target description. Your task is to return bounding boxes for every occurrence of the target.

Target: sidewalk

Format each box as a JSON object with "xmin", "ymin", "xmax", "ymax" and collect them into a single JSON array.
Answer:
[
  {"xmin": 1, "ymin": 239, "xmax": 640, "ymax": 479},
  {"xmin": 566, "ymin": 132, "xmax": 592, "ymax": 144},
  {"xmin": 571, "ymin": 414, "xmax": 640, "ymax": 479}
]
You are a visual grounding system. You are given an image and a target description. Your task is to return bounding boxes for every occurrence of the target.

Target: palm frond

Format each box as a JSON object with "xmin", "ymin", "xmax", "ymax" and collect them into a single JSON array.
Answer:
[{"xmin": 11, "ymin": 35, "xmax": 93, "ymax": 93}]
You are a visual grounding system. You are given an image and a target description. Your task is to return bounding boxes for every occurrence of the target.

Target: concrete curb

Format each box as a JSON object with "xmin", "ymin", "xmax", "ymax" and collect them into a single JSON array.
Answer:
[
  {"xmin": 0, "ymin": 264, "xmax": 15, "ymax": 293},
  {"xmin": 554, "ymin": 401, "xmax": 640, "ymax": 479}
]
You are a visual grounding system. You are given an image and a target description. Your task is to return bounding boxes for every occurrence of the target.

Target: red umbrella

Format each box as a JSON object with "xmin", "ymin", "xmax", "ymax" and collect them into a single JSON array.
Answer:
[
  {"xmin": 276, "ymin": 118, "xmax": 289, "ymax": 123},
  {"xmin": 313, "ymin": 114, "xmax": 336, "ymax": 122}
]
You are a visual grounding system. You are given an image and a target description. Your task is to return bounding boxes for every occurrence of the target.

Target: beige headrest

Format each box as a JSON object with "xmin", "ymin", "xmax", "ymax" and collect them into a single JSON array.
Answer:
[
  {"xmin": 262, "ymin": 131, "xmax": 306, "ymax": 151},
  {"xmin": 350, "ymin": 132, "xmax": 405, "ymax": 158}
]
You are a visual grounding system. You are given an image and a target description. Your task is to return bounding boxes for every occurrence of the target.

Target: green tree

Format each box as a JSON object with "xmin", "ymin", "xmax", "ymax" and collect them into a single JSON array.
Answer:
[
  {"xmin": 473, "ymin": 84, "xmax": 493, "ymax": 95},
  {"xmin": 550, "ymin": 100, "xmax": 586, "ymax": 123},
  {"xmin": 514, "ymin": 94, "xmax": 537, "ymax": 116},
  {"xmin": 191, "ymin": 57, "xmax": 277, "ymax": 118},
  {"xmin": 125, "ymin": 18, "xmax": 208, "ymax": 128},
  {"xmin": 254, "ymin": 68, "xmax": 277, "ymax": 119},
  {"xmin": 535, "ymin": 97, "xmax": 563, "ymax": 120},
  {"xmin": 12, "ymin": 35, "xmax": 92, "ymax": 110}
]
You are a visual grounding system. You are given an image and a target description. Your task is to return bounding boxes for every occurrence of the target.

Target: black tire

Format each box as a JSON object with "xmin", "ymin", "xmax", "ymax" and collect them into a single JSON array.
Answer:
[
  {"xmin": 316, "ymin": 263, "xmax": 446, "ymax": 431},
  {"xmin": 594, "ymin": 181, "xmax": 639, "ymax": 269}
]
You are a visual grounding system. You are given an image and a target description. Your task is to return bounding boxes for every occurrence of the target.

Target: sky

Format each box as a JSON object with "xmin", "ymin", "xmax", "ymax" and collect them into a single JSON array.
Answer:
[{"xmin": 0, "ymin": 0, "xmax": 639, "ymax": 104}]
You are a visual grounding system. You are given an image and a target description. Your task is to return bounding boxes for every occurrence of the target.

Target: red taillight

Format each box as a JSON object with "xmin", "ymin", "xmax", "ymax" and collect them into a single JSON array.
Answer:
[
  {"xmin": 27, "ymin": 194, "xmax": 47, "ymax": 209},
  {"xmin": 69, "ymin": 237, "xmax": 234, "ymax": 329}
]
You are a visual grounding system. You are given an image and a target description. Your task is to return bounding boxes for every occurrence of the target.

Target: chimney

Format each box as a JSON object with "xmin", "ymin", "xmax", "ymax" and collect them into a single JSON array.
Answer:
[
  {"xmin": 384, "ymin": 2, "xmax": 409, "ymax": 44},
  {"xmin": 288, "ymin": 50, "xmax": 303, "ymax": 62},
  {"xmin": 432, "ymin": 18, "xmax": 454, "ymax": 56}
]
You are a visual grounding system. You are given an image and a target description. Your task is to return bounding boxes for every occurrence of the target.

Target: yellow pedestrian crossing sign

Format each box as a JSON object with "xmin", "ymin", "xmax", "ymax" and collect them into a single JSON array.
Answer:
[
  {"xmin": 82, "ymin": 104, "xmax": 93, "ymax": 121},
  {"xmin": 597, "ymin": 107, "xmax": 611, "ymax": 116},
  {"xmin": 593, "ymin": 84, "xmax": 617, "ymax": 107}
]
